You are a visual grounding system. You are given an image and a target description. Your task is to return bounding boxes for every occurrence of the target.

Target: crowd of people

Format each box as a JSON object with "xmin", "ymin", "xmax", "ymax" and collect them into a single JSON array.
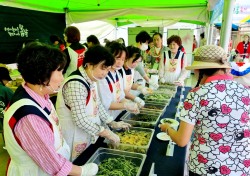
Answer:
[{"xmin": 1, "ymin": 26, "xmax": 250, "ymax": 176}]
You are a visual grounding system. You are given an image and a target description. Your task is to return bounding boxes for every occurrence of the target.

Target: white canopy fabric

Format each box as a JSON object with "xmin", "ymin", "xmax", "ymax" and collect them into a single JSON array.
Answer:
[{"xmin": 66, "ymin": 7, "xmax": 209, "ymax": 26}]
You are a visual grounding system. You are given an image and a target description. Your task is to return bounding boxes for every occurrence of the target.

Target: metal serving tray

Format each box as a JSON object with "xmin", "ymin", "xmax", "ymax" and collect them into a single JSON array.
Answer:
[
  {"xmin": 144, "ymin": 99, "xmax": 170, "ymax": 107},
  {"xmin": 158, "ymin": 84, "xmax": 178, "ymax": 92},
  {"xmin": 86, "ymin": 147, "xmax": 146, "ymax": 176},
  {"xmin": 144, "ymin": 93, "xmax": 172, "ymax": 102},
  {"xmin": 108, "ymin": 127, "xmax": 155, "ymax": 154},
  {"xmin": 121, "ymin": 111, "xmax": 162, "ymax": 128},
  {"xmin": 141, "ymin": 103, "xmax": 167, "ymax": 113},
  {"xmin": 154, "ymin": 88, "xmax": 177, "ymax": 96}
]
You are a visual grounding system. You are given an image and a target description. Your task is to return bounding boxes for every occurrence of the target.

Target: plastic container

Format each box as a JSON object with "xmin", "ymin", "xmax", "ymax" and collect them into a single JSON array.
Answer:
[
  {"xmin": 85, "ymin": 147, "xmax": 146, "ymax": 176},
  {"xmin": 108, "ymin": 127, "xmax": 154, "ymax": 154},
  {"xmin": 141, "ymin": 103, "xmax": 167, "ymax": 113},
  {"xmin": 121, "ymin": 111, "xmax": 162, "ymax": 128}
]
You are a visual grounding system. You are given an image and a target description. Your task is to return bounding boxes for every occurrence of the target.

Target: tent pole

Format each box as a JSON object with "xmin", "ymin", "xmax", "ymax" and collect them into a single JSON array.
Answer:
[
  {"xmin": 64, "ymin": 8, "xmax": 69, "ymax": 27},
  {"xmin": 220, "ymin": 0, "xmax": 235, "ymax": 54},
  {"xmin": 209, "ymin": 24, "xmax": 214, "ymax": 45}
]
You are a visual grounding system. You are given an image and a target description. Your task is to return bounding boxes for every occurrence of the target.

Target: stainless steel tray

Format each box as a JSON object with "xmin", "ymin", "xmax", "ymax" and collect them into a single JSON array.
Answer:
[
  {"xmin": 144, "ymin": 93, "xmax": 172, "ymax": 102},
  {"xmin": 108, "ymin": 127, "xmax": 155, "ymax": 154},
  {"xmin": 121, "ymin": 111, "xmax": 162, "ymax": 128},
  {"xmin": 86, "ymin": 147, "xmax": 146, "ymax": 176},
  {"xmin": 142, "ymin": 103, "xmax": 167, "ymax": 113}
]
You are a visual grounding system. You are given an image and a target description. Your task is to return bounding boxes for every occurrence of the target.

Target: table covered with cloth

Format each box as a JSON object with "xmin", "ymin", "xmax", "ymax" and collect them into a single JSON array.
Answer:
[{"xmin": 73, "ymin": 86, "xmax": 192, "ymax": 176}]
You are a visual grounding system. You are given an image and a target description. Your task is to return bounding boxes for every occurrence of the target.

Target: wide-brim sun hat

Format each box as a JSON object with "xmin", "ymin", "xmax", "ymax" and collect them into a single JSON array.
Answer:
[
  {"xmin": 186, "ymin": 45, "xmax": 231, "ymax": 70},
  {"xmin": 243, "ymin": 33, "xmax": 249, "ymax": 38}
]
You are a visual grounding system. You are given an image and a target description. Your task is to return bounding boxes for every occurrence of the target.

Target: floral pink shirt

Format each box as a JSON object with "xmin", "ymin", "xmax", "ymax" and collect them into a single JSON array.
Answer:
[{"xmin": 180, "ymin": 74, "xmax": 250, "ymax": 176}]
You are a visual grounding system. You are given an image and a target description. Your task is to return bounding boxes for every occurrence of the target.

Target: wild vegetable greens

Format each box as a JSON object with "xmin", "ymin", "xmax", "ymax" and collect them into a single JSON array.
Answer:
[{"xmin": 97, "ymin": 157, "xmax": 138, "ymax": 176}]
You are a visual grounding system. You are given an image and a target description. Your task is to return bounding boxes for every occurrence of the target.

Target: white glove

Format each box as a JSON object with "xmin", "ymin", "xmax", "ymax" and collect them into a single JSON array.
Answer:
[
  {"xmin": 160, "ymin": 77, "xmax": 165, "ymax": 84},
  {"xmin": 81, "ymin": 163, "xmax": 99, "ymax": 176},
  {"xmin": 99, "ymin": 129, "xmax": 120, "ymax": 144},
  {"xmin": 148, "ymin": 79, "xmax": 159, "ymax": 90},
  {"xmin": 123, "ymin": 101, "xmax": 140, "ymax": 114},
  {"xmin": 173, "ymin": 80, "xmax": 184, "ymax": 86},
  {"xmin": 137, "ymin": 85, "xmax": 153, "ymax": 95},
  {"xmin": 110, "ymin": 121, "xmax": 131, "ymax": 130},
  {"xmin": 134, "ymin": 97, "xmax": 145, "ymax": 108}
]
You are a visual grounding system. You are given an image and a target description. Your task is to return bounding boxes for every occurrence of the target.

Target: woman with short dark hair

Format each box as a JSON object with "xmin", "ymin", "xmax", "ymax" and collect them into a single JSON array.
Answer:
[
  {"xmin": 97, "ymin": 41, "xmax": 139, "ymax": 119},
  {"xmin": 4, "ymin": 42, "xmax": 98, "ymax": 176},
  {"xmin": 158, "ymin": 35, "xmax": 188, "ymax": 86},
  {"xmin": 56, "ymin": 45, "xmax": 130, "ymax": 161},
  {"xmin": 63, "ymin": 26, "xmax": 86, "ymax": 78},
  {"xmin": 86, "ymin": 35, "xmax": 100, "ymax": 48},
  {"xmin": 118, "ymin": 46, "xmax": 152, "ymax": 108}
]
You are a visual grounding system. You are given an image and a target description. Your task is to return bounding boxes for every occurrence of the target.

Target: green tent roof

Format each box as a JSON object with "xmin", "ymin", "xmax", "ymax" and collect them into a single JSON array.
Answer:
[
  {"xmin": 0, "ymin": 0, "xmax": 215, "ymax": 26},
  {"xmin": 1, "ymin": 0, "xmax": 208, "ymax": 12}
]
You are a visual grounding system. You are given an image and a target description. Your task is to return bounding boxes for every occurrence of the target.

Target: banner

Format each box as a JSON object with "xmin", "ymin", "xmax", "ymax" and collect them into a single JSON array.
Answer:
[{"xmin": 0, "ymin": 5, "xmax": 65, "ymax": 64}]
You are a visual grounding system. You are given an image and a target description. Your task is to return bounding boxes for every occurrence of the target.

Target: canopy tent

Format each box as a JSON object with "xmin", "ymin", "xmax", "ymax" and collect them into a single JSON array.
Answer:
[
  {"xmin": 214, "ymin": 23, "xmax": 239, "ymax": 31},
  {"xmin": 0, "ymin": 0, "xmax": 220, "ymax": 26}
]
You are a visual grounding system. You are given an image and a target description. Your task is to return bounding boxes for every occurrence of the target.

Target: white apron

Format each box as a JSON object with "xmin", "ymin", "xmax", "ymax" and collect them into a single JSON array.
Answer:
[
  {"xmin": 121, "ymin": 67, "xmax": 135, "ymax": 92},
  {"xmin": 4, "ymin": 99, "xmax": 70, "ymax": 176},
  {"xmin": 162, "ymin": 50, "xmax": 184, "ymax": 84},
  {"xmin": 56, "ymin": 74, "xmax": 101, "ymax": 161},
  {"xmin": 106, "ymin": 71, "xmax": 123, "ymax": 119},
  {"xmin": 64, "ymin": 47, "xmax": 78, "ymax": 78}
]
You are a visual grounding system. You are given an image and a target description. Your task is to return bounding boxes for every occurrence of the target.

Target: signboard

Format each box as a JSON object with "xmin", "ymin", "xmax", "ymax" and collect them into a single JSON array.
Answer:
[{"xmin": 0, "ymin": 5, "xmax": 65, "ymax": 64}]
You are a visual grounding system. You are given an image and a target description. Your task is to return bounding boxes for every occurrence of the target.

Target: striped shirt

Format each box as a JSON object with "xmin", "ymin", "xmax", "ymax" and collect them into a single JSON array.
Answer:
[{"xmin": 14, "ymin": 84, "xmax": 72, "ymax": 176}]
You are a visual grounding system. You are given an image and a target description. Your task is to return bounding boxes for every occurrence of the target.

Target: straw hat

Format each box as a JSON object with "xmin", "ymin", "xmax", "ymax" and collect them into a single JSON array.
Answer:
[
  {"xmin": 243, "ymin": 33, "xmax": 249, "ymax": 38},
  {"xmin": 186, "ymin": 45, "xmax": 231, "ymax": 70}
]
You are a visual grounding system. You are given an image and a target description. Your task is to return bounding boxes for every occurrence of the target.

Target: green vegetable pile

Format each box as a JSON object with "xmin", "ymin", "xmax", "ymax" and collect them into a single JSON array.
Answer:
[
  {"xmin": 109, "ymin": 130, "xmax": 152, "ymax": 153},
  {"xmin": 130, "ymin": 114, "xmax": 157, "ymax": 122},
  {"xmin": 145, "ymin": 93, "xmax": 171, "ymax": 101},
  {"xmin": 162, "ymin": 119, "xmax": 173, "ymax": 124},
  {"xmin": 97, "ymin": 157, "xmax": 138, "ymax": 176},
  {"xmin": 143, "ymin": 105, "xmax": 162, "ymax": 110},
  {"xmin": 159, "ymin": 82, "xmax": 175, "ymax": 86}
]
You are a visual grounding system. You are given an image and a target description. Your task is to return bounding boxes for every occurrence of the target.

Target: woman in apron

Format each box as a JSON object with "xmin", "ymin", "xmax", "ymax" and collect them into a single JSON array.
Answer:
[
  {"xmin": 97, "ymin": 41, "xmax": 140, "ymax": 120},
  {"xmin": 119, "ymin": 46, "xmax": 153, "ymax": 108},
  {"xmin": 63, "ymin": 26, "xmax": 86, "ymax": 78},
  {"xmin": 56, "ymin": 45, "xmax": 131, "ymax": 161},
  {"xmin": 158, "ymin": 35, "xmax": 188, "ymax": 86},
  {"xmin": 4, "ymin": 42, "xmax": 97, "ymax": 176}
]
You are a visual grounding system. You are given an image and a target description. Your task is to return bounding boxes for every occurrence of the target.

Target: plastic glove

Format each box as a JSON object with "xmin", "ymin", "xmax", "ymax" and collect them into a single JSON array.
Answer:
[
  {"xmin": 137, "ymin": 85, "xmax": 153, "ymax": 95},
  {"xmin": 148, "ymin": 79, "xmax": 159, "ymax": 90},
  {"xmin": 81, "ymin": 163, "xmax": 99, "ymax": 176},
  {"xmin": 99, "ymin": 129, "xmax": 120, "ymax": 144},
  {"xmin": 110, "ymin": 121, "xmax": 131, "ymax": 130},
  {"xmin": 134, "ymin": 97, "xmax": 145, "ymax": 108},
  {"xmin": 173, "ymin": 80, "xmax": 184, "ymax": 86},
  {"xmin": 123, "ymin": 101, "xmax": 140, "ymax": 114},
  {"xmin": 160, "ymin": 77, "xmax": 165, "ymax": 84}
]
